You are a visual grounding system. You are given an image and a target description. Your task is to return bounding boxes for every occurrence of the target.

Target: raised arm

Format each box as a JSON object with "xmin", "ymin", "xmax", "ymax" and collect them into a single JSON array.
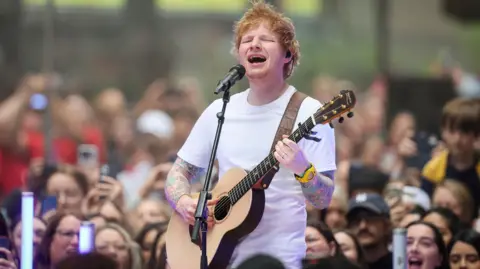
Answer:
[
  {"xmin": 300, "ymin": 170, "xmax": 335, "ymax": 209},
  {"xmin": 0, "ymin": 88, "xmax": 30, "ymax": 147},
  {"xmin": 165, "ymin": 157, "xmax": 206, "ymax": 210}
]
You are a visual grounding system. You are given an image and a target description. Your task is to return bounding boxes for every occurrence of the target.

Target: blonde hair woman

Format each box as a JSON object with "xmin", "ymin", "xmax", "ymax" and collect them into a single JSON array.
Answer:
[
  {"xmin": 432, "ymin": 179, "xmax": 475, "ymax": 224},
  {"xmin": 95, "ymin": 223, "xmax": 143, "ymax": 269}
]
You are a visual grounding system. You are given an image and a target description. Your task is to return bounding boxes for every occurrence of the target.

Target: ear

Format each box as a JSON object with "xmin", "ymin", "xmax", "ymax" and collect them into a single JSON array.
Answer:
[{"xmin": 284, "ymin": 50, "xmax": 292, "ymax": 64}]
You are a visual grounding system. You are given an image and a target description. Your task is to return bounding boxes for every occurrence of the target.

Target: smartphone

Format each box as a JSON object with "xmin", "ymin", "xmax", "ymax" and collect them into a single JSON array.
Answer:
[
  {"xmin": 77, "ymin": 144, "xmax": 99, "ymax": 167},
  {"xmin": 99, "ymin": 165, "xmax": 110, "ymax": 200},
  {"xmin": 0, "ymin": 237, "xmax": 11, "ymax": 260},
  {"xmin": 41, "ymin": 195, "xmax": 57, "ymax": 216},
  {"xmin": 0, "ymin": 208, "xmax": 9, "ymax": 228},
  {"xmin": 29, "ymin": 93, "xmax": 48, "ymax": 111},
  {"xmin": 384, "ymin": 187, "xmax": 403, "ymax": 208},
  {"xmin": 100, "ymin": 164, "xmax": 110, "ymax": 182}
]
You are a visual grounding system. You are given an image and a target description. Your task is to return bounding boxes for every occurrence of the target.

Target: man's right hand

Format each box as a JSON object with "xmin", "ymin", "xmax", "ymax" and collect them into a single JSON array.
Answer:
[{"xmin": 176, "ymin": 195, "xmax": 218, "ymax": 228}]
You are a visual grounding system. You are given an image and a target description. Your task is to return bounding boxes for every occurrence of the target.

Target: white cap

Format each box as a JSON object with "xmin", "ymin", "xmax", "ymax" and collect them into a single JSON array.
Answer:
[
  {"xmin": 136, "ymin": 110, "xmax": 174, "ymax": 139},
  {"xmin": 402, "ymin": 186, "xmax": 431, "ymax": 211}
]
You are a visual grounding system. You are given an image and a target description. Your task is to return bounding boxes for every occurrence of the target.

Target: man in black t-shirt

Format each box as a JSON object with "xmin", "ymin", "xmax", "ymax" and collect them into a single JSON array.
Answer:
[{"xmin": 347, "ymin": 193, "xmax": 393, "ymax": 269}]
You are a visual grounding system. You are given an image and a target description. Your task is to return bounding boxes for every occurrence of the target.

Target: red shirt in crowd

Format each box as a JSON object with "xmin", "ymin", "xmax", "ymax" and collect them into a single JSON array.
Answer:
[{"xmin": 0, "ymin": 127, "xmax": 105, "ymax": 196}]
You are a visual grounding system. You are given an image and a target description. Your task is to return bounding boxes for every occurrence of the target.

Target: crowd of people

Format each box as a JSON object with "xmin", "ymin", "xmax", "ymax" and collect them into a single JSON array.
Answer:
[
  {"xmin": 0, "ymin": 1, "xmax": 480, "ymax": 269},
  {"xmin": 0, "ymin": 74, "xmax": 477, "ymax": 269}
]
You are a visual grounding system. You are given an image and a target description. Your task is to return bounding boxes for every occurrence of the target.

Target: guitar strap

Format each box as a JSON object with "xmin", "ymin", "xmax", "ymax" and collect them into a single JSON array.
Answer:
[{"xmin": 258, "ymin": 90, "xmax": 308, "ymax": 189}]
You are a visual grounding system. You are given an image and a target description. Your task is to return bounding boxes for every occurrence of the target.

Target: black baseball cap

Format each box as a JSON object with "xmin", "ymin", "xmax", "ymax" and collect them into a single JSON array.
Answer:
[{"xmin": 347, "ymin": 193, "xmax": 390, "ymax": 219}]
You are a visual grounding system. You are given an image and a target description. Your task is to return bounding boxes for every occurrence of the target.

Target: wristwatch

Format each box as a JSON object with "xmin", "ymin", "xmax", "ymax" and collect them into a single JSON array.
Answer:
[{"xmin": 295, "ymin": 163, "xmax": 316, "ymax": 183}]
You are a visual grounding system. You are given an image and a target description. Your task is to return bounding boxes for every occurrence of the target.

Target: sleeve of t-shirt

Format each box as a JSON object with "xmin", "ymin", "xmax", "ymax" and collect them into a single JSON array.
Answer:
[
  {"xmin": 176, "ymin": 100, "xmax": 219, "ymax": 169},
  {"xmin": 297, "ymin": 99, "xmax": 337, "ymax": 175}
]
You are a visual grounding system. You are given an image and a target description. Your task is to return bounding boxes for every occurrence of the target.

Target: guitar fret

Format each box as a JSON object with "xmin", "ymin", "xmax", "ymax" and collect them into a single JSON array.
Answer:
[
  {"xmin": 261, "ymin": 161, "xmax": 268, "ymax": 175},
  {"xmin": 258, "ymin": 163, "xmax": 265, "ymax": 175},
  {"xmin": 231, "ymin": 115, "xmax": 323, "ymax": 202}
]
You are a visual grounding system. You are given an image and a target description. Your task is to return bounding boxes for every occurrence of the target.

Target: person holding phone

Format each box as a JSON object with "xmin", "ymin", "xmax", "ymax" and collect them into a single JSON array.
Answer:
[
  {"xmin": 44, "ymin": 165, "xmax": 89, "ymax": 217},
  {"xmin": 0, "ymin": 240, "xmax": 17, "ymax": 269},
  {"xmin": 0, "ymin": 214, "xmax": 16, "ymax": 269},
  {"xmin": 40, "ymin": 196, "xmax": 58, "ymax": 223}
]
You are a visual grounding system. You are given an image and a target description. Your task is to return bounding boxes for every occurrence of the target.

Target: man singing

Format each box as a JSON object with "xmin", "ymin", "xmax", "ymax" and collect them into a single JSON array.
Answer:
[{"xmin": 165, "ymin": 1, "xmax": 336, "ymax": 268}]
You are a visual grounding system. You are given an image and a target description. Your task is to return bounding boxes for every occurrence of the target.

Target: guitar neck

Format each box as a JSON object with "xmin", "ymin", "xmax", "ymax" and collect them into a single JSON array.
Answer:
[{"xmin": 228, "ymin": 116, "xmax": 317, "ymax": 204}]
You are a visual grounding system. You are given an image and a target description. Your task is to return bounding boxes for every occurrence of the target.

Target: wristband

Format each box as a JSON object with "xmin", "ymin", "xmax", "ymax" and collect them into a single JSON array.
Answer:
[{"xmin": 295, "ymin": 163, "xmax": 316, "ymax": 183}]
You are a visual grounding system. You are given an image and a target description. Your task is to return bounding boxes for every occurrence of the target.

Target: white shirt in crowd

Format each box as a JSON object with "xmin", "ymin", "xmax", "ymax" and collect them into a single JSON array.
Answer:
[{"xmin": 178, "ymin": 86, "xmax": 336, "ymax": 269}]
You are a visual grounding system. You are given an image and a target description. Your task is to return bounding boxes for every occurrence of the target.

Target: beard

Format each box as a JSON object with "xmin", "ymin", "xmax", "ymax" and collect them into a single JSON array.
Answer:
[{"xmin": 357, "ymin": 231, "xmax": 381, "ymax": 249}]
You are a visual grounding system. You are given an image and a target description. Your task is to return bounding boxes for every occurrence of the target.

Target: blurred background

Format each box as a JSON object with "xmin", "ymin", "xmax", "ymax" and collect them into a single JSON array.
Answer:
[
  {"xmin": 1, "ymin": 0, "xmax": 480, "ymax": 99},
  {"xmin": 0, "ymin": 1, "xmax": 479, "ymax": 269}
]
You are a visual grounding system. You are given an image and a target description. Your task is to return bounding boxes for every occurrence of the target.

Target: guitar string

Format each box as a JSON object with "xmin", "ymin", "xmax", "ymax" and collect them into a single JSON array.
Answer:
[
  {"xmin": 213, "ymin": 95, "xmax": 354, "ymax": 215},
  {"xmin": 214, "ymin": 149, "xmax": 281, "ymax": 213},
  {"xmin": 214, "ymin": 120, "xmax": 313, "ymax": 215},
  {"xmin": 213, "ymin": 117, "xmax": 315, "ymax": 215},
  {"xmin": 213, "ymin": 116, "xmax": 315, "ymax": 215}
]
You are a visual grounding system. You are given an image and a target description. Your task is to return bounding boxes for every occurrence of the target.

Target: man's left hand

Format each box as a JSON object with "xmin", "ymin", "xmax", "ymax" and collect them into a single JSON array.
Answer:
[{"xmin": 274, "ymin": 135, "xmax": 310, "ymax": 175}]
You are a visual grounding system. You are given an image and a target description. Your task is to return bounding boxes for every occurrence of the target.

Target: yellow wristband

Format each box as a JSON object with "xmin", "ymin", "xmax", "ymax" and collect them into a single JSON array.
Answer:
[{"xmin": 295, "ymin": 163, "xmax": 316, "ymax": 183}]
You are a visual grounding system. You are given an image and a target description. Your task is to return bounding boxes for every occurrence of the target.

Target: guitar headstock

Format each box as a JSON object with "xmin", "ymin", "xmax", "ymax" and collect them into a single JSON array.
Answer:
[{"xmin": 314, "ymin": 90, "xmax": 356, "ymax": 125}]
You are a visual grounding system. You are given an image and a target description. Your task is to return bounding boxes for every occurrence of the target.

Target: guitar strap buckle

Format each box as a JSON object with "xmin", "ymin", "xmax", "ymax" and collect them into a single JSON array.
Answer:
[{"xmin": 259, "ymin": 91, "xmax": 307, "ymax": 190}]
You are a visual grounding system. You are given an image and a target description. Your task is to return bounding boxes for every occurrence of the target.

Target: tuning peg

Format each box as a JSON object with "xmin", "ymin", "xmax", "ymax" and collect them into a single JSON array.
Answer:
[
  {"xmin": 329, "ymin": 122, "xmax": 334, "ymax": 129},
  {"xmin": 338, "ymin": 117, "xmax": 344, "ymax": 123},
  {"xmin": 340, "ymin": 90, "xmax": 348, "ymax": 94},
  {"xmin": 347, "ymin": 111, "xmax": 354, "ymax": 118}
]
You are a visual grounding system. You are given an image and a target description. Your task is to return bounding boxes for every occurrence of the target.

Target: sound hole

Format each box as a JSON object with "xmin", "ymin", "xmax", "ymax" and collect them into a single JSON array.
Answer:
[{"xmin": 214, "ymin": 196, "xmax": 232, "ymax": 221}]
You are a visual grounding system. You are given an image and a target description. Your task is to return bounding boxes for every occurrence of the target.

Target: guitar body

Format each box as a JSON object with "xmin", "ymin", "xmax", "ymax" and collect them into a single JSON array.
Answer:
[
  {"xmin": 165, "ymin": 90, "xmax": 357, "ymax": 269},
  {"xmin": 165, "ymin": 167, "xmax": 266, "ymax": 269}
]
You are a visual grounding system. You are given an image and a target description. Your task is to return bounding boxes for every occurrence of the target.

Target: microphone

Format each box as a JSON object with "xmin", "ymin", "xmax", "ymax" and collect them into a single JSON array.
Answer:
[{"xmin": 215, "ymin": 64, "xmax": 246, "ymax": 94}]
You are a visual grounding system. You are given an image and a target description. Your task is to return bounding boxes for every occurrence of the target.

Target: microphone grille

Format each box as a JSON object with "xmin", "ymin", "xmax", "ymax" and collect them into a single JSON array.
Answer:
[{"xmin": 231, "ymin": 64, "xmax": 246, "ymax": 79}]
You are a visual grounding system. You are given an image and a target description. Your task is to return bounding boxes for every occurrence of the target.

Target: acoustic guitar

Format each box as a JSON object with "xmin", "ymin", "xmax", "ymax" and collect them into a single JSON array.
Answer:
[{"xmin": 165, "ymin": 90, "xmax": 357, "ymax": 269}]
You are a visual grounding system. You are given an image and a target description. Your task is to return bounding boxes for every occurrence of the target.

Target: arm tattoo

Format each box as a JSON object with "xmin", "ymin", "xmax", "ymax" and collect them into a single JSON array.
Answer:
[
  {"xmin": 165, "ymin": 157, "xmax": 206, "ymax": 209},
  {"xmin": 300, "ymin": 170, "xmax": 335, "ymax": 209}
]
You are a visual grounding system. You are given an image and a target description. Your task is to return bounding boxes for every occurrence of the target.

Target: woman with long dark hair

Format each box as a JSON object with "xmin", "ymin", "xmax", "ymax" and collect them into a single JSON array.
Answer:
[
  {"xmin": 423, "ymin": 207, "xmax": 463, "ymax": 246},
  {"xmin": 406, "ymin": 220, "xmax": 449, "ymax": 269},
  {"xmin": 334, "ymin": 229, "xmax": 368, "ymax": 269},
  {"xmin": 448, "ymin": 229, "xmax": 480, "ymax": 269},
  {"xmin": 305, "ymin": 220, "xmax": 340, "ymax": 259}
]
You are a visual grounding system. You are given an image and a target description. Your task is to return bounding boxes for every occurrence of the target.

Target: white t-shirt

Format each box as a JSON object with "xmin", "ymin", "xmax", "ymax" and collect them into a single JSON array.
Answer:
[{"xmin": 177, "ymin": 86, "xmax": 336, "ymax": 269}]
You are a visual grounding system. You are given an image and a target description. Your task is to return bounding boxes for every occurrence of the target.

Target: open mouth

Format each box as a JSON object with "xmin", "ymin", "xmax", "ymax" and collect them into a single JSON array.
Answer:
[
  {"xmin": 248, "ymin": 55, "xmax": 267, "ymax": 64},
  {"xmin": 408, "ymin": 258, "xmax": 423, "ymax": 268}
]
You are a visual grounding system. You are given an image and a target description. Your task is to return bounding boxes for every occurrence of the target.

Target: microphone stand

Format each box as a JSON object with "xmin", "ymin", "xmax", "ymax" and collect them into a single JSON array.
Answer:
[{"xmin": 191, "ymin": 87, "xmax": 231, "ymax": 269}]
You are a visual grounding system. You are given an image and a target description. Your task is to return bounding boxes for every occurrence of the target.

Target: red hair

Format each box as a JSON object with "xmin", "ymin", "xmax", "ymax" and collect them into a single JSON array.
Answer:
[{"xmin": 233, "ymin": 0, "xmax": 300, "ymax": 79}]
